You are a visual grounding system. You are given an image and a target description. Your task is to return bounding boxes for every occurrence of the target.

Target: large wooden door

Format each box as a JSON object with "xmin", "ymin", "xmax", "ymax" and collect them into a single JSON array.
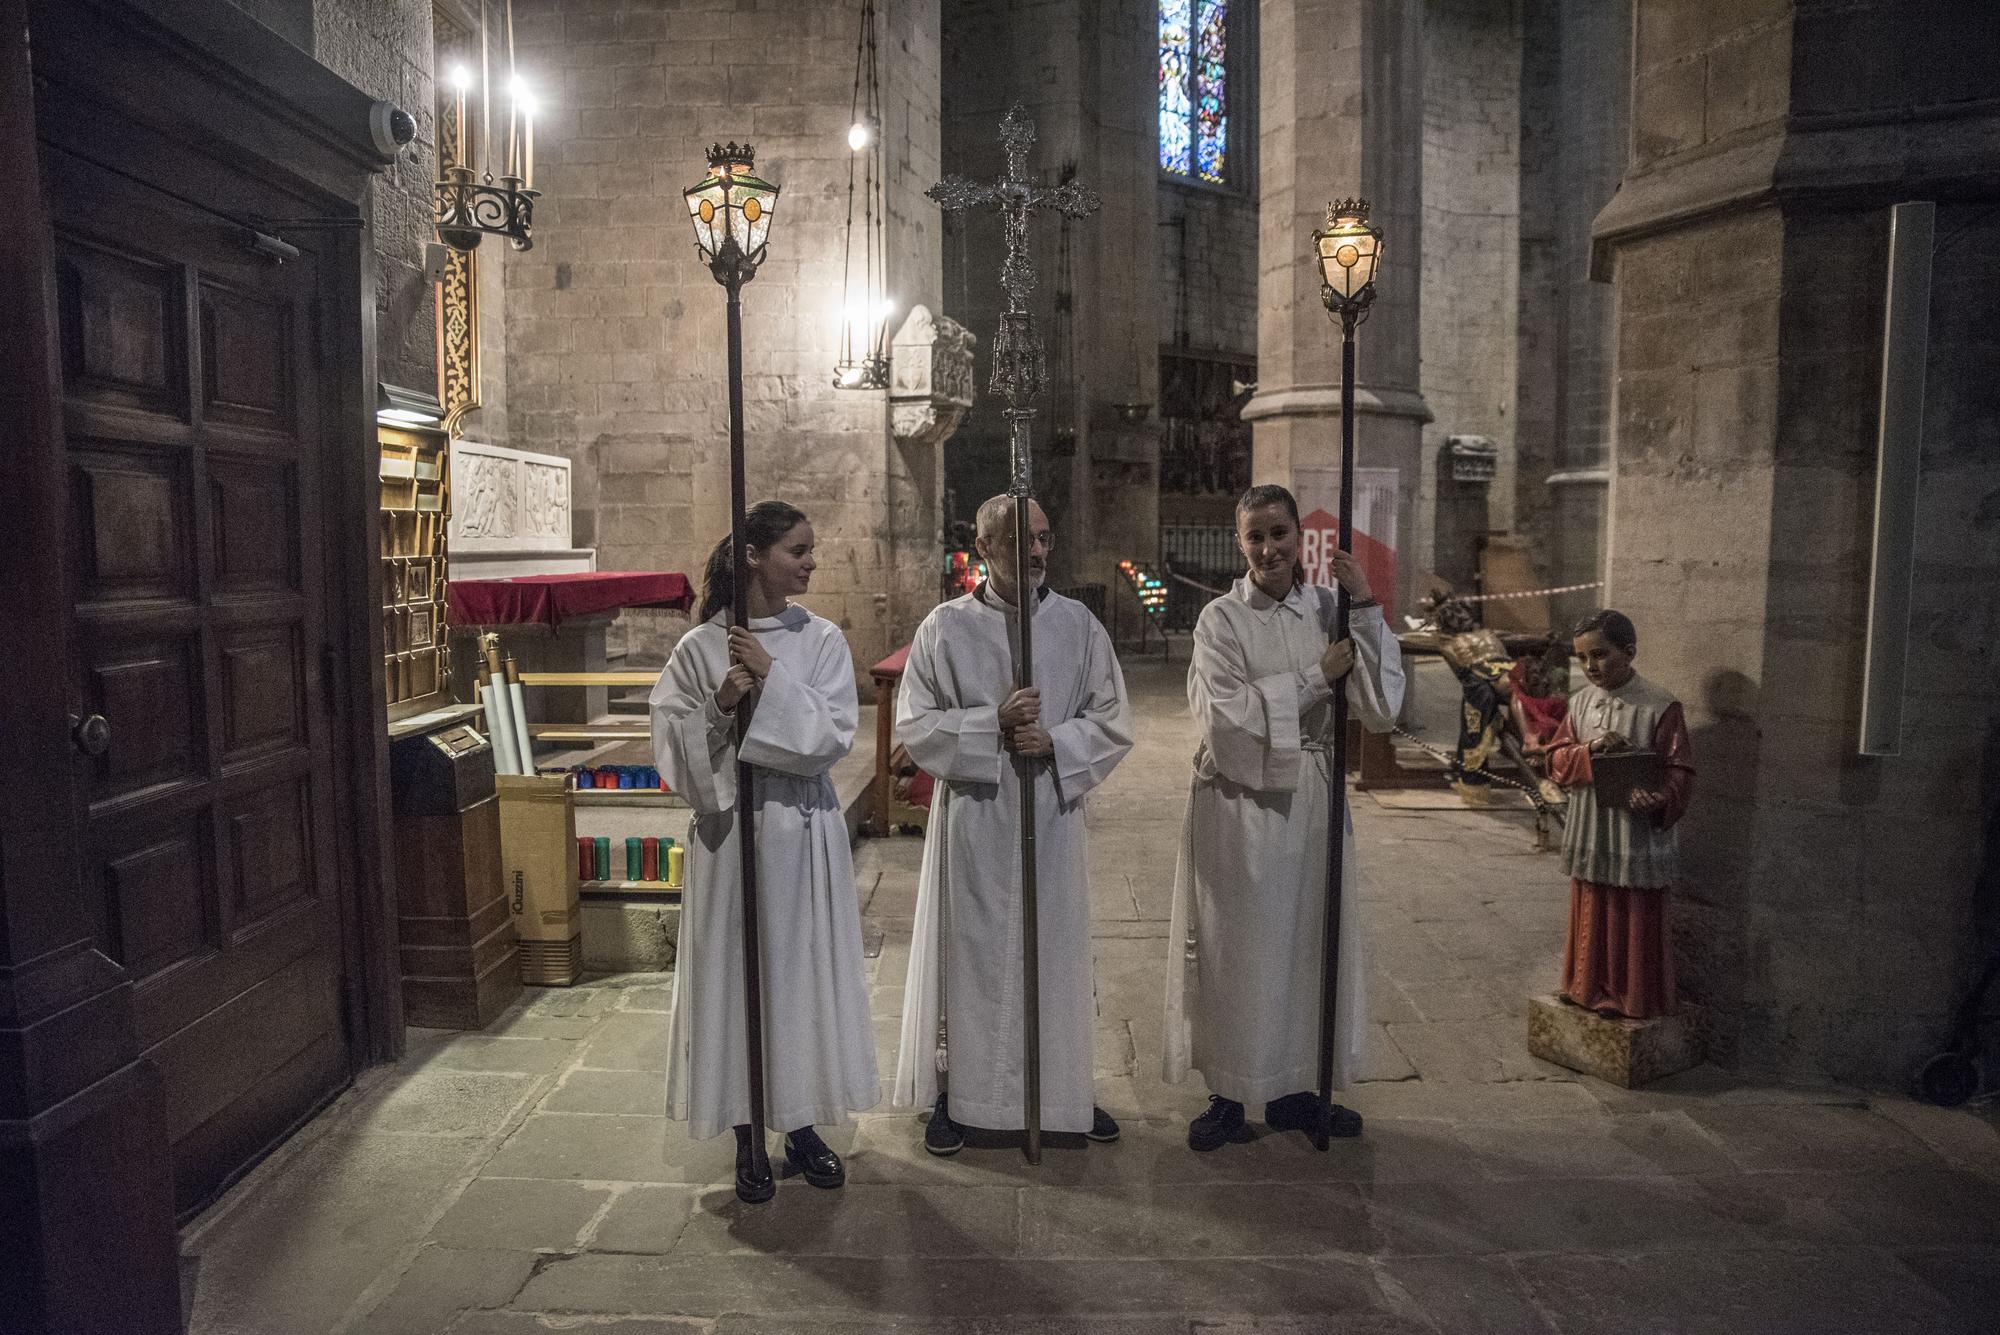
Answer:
[{"xmin": 47, "ymin": 156, "xmax": 353, "ymax": 1216}]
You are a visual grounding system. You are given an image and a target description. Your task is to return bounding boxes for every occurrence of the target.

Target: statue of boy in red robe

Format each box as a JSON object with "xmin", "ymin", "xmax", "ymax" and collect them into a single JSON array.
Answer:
[{"xmin": 1543, "ymin": 610, "xmax": 1695, "ymax": 1019}]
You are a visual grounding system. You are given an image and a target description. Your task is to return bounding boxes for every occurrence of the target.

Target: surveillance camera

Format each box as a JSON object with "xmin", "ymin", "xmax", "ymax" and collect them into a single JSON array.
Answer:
[{"xmin": 369, "ymin": 100, "xmax": 417, "ymax": 158}]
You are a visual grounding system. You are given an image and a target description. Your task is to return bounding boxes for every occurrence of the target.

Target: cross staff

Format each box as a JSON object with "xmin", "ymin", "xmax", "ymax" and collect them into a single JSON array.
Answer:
[{"xmin": 928, "ymin": 104, "xmax": 1099, "ymax": 1165}]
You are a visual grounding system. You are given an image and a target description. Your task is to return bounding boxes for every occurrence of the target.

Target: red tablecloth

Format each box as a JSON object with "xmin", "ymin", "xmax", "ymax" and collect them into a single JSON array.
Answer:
[
  {"xmin": 869, "ymin": 645, "xmax": 910, "ymax": 680},
  {"xmin": 448, "ymin": 572, "xmax": 694, "ymax": 628}
]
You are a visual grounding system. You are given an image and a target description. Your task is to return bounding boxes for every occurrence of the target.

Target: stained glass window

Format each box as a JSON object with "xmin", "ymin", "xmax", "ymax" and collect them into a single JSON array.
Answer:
[
  {"xmin": 1161, "ymin": 0, "xmax": 1228, "ymax": 183},
  {"xmin": 1159, "ymin": 0, "xmax": 1192, "ymax": 176},
  {"xmin": 1194, "ymin": 0, "xmax": 1227, "ymax": 182}
]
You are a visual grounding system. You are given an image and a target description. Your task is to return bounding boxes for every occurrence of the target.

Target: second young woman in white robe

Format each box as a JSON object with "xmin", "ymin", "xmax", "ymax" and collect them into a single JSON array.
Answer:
[
  {"xmin": 650, "ymin": 601, "xmax": 880, "ymax": 1141},
  {"xmin": 1162, "ymin": 574, "xmax": 1404, "ymax": 1107}
]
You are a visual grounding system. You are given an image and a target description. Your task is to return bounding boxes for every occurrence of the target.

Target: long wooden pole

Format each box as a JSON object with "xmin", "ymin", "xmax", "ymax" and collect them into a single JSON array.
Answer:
[
  {"xmin": 725, "ymin": 284, "xmax": 772, "ymax": 1182},
  {"xmin": 1006, "ymin": 415, "xmax": 1042, "ymax": 1166},
  {"xmin": 1315, "ymin": 314, "xmax": 1358, "ymax": 1152}
]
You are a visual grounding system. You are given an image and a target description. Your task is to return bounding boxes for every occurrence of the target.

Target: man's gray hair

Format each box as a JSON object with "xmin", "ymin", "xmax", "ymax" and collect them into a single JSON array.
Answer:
[{"xmin": 975, "ymin": 493, "xmax": 1042, "ymax": 543}]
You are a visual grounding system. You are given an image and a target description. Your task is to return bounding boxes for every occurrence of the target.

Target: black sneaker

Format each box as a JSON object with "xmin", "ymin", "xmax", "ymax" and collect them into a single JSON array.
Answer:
[
  {"xmin": 734, "ymin": 1124, "xmax": 775, "ymax": 1204},
  {"xmin": 1264, "ymin": 1091, "xmax": 1363, "ymax": 1139},
  {"xmin": 1085, "ymin": 1106, "xmax": 1120, "ymax": 1143},
  {"xmin": 923, "ymin": 1092, "xmax": 963, "ymax": 1156},
  {"xmin": 1187, "ymin": 1095, "xmax": 1252, "ymax": 1151},
  {"xmin": 783, "ymin": 1126, "xmax": 844, "ymax": 1189}
]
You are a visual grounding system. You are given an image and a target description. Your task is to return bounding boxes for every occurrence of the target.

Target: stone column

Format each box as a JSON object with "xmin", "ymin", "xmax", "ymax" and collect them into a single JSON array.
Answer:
[
  {"xmin": 1247, "ymin": 0, "xmax": 1428, "ymax": 610},
  {"xmin": 1593, "ymin": 0, "xmax": 2000, "ymax": 1085}
]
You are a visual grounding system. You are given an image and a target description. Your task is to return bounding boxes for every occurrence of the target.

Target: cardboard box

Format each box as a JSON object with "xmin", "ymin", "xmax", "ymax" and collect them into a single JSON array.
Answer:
[{"xmin": 497, "ymin": 775, "xmax": 582, "ymax": 948}]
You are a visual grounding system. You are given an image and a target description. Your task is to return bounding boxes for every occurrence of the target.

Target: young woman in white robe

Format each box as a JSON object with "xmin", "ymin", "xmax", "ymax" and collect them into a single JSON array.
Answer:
[
  {"xmin": 650, "ymin": 501, "xmax": 879, "ymax": 1203},
  {"xmin": 1162, "ymin": 484, "xmax": 1405, "ymax": 1150}
]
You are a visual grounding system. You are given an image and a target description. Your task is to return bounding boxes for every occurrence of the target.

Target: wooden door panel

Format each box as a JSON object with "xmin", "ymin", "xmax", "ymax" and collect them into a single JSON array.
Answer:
[
  {"xmin": 55, "ymin": 236, "xmax": 185, "ymax": 415},
  {"xmin": 209, "ymin": 455, "xmax": 301, "ymax": 595},
  {"xmin": 80, "ymin": 635, "xmax": 203, "ymax": 802},
  {"xmin": 103, "ymin": 823, "xmax": 216, "ymax": 982},
  {"xmin": 222, "ymin": 776, "xmax": 316, "ymax": 935},
  {"xmin": 154, "ymin": 945, "xmax": 337, "ymax": 1144},
  {"xmin": 199, "ymin": 278, "xmax": 293, "ymax": 435},
  {"xmin": 216, "ymin": 626, "xmax": 305, "ymax": 765},
  {"xmin": 68, "ymin": 444, "xmax": 195, "ymax": 606}
]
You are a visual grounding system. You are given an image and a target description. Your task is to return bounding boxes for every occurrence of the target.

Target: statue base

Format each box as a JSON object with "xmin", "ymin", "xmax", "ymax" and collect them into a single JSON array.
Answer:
[{"xmin": 1527, "ymin": 993, "xmax": 1703, "ymax": 1088}]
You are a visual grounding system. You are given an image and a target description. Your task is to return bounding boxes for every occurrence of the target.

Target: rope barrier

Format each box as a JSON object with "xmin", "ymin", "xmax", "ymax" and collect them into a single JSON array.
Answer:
[
  {"xmin": 1450, "ymin": 580, "xmax": 1603, "ymax": 604},
  {"xmin": 1163, "ymin": 566, "xmax": 1233, "ymax": 598}
]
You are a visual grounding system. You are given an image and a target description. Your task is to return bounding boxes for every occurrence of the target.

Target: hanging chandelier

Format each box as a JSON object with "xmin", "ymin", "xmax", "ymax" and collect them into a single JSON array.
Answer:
[
  {"xmin": 834, "ymin": 0, "xmax": 891, "ymax": 389},
  {"xmin": 436, "ymin": 0, "xmax": 539, "ymax": 251}
]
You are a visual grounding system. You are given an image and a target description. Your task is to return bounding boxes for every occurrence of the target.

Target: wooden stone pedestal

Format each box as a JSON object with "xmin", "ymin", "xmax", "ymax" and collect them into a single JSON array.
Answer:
[{"xmin": 1527, "ymin": 993, "xmax": 1703, "ymax": 1088}]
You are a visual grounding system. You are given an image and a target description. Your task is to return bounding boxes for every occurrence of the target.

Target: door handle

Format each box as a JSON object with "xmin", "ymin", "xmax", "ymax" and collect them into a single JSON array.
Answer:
[{"xmin": 70, "ymin": 713, "xmax": 111, "ymax": 757}]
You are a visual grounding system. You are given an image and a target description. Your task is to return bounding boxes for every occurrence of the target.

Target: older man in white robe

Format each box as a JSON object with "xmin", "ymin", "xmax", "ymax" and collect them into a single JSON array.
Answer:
[{"xmin": 893, "ymin": 496, "xmax": 1133, "ymax": 1153}]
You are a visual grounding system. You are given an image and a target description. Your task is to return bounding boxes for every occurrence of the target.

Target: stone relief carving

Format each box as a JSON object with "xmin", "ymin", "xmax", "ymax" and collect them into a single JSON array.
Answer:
[
  {"xmin": 521, "ymin": 461, "xmax": 569, "ymax": 538},
  {"xmin": 455, "ymin": 451, "xmax": 518, "ymax": 539},
  {"xmin": 450, "ymin": 440, "xmax": 574, "ymax": 551},
  {"xmin": 890, "ymin": 304, "xmax": 977, "ymax": 451}
]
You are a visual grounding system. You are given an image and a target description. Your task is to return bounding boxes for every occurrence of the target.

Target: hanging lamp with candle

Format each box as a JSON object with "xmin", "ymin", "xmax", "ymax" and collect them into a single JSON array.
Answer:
[
  {"xmin": 833, "ymin": 0, "xmax": 891, "ymax": 389},
  {"xmin": 436, "ymin": 0, "xmax": 540, "ymax": 251}
]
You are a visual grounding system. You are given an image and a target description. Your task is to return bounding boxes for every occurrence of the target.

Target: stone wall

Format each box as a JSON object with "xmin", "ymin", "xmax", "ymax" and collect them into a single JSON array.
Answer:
[
  {"xmin": 1597, "ymin": 0, "xmax": 2000, "ymax": 1085},
  {"xmin": 940, "ymin": 0, "xmax": 1160, "ymax": 591},
  {"xmin": 1418, "ymin": 0, "xmax": 1520, "ymax": 588},
  {"xmin": 1157, "ymin": 185, "xmax": 1257, "ymax": 358},
  {"xmin": 504, "ymin": 0, "xmax": 945, "ymax": 676},
  {"xmin": 312, "ymin": 0, "xmax": 441, "ymax": 400}
]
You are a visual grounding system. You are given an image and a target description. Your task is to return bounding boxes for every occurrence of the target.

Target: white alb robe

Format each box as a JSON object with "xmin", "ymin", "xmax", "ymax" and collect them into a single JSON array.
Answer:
[
  {"xmin": 1162, "ymin": 579, "xmax": 1405, "ymax": 1103},
  {"xmin": 892, "ymin": 585, "xmax": 1133, "ymax": 1133},
  {"xmin": 650, "ymin": 604, "xmax": 879, "ymax": 1140}
]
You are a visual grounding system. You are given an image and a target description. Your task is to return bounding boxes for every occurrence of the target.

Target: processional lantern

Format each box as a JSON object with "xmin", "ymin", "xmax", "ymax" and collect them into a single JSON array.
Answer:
[
  {"xmin": 684, "ymin": 138, "xmax": 780, "ymax": 1196},
  {"xmin": 685, "ymin": 143, "xmax": 780, "ymax": 282},
  {"xmin": 434, "ymin": 0, "xmax": 539, "ymax": 251},
  {"xmin": 1312, "ymin": 197, "xmax": 1381, "ymax": 321},
  {"xmin": 1306, "ymin": 194, "xmax": 1384, "ymax": 1154},
  {"xmin": 835, "ymin": 0, "xmax": 892, "ymax": 390}
]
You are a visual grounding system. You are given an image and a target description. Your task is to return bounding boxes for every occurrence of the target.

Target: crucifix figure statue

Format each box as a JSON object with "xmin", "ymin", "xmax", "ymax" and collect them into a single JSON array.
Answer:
[{"xmin": 927, "ymin": 104, "xmax": 1100, "ymax": 1164}]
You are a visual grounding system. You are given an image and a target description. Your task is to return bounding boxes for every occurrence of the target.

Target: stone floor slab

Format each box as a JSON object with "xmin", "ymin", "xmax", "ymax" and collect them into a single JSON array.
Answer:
[
  {"xmin": 577, "ymin": 1009, "xmax": 671, "ymax": 1071},
  {"xmin": 480, "ymin": 1112, "xmax": 729, "ymax": 1185},
  {"xmin": 585, "ymin": 1183, "xmax": 701, "ymax": 1254},
  {"xmin": 1453, "ymin": 1110, "xmax": 1735, "ymax": 1178},
  {"xmin": 1513, "ymin": 1245, "xmax": 1976, "ymax": 1335},
  {"xmin": 1375, "ymin": 1255, "xmax": 1558, "ymax": 1335},
  {"xmin": 1018, "ymin": 1182, "xmax": 1372, "ymax": 1258},
  {"xmin": 349, "ymin": 1245, "xmax": 537, "ymax": 1335},
  {"xmin": 512, "ymin": 1253, "xmax": 1395, "ymax": 1320},
  {"xmin": 675, "ymin": 1184, "xmax": 1021, "ymax": 1257},
  {"xmin": 539, "ymin": 1066, "xmax": 670, "ymax": 1115},
  {"xmin": 430, "ymin": 1177, "xmax": 613, "ymax": 1252}
]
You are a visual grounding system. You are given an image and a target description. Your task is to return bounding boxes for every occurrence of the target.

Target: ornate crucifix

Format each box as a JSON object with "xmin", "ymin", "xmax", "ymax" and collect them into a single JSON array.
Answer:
[{"xmin": 928, "ymin": 104, "xmax": 1099, "ymax": 1164}]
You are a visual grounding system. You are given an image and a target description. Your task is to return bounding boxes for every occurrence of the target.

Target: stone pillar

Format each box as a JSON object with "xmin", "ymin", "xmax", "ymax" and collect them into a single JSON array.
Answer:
[
  {"xmin": 1593, "ymin": 0, "xmax": 2000, "ymax": 1085},
  {"xmin": 1246, "ymin": 0, "xmax": 1428, "ymax": 612}
]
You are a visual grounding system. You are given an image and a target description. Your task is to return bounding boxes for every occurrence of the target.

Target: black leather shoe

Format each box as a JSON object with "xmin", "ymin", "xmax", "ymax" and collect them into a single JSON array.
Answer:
[
  {"xmin": 1264, "ymin": 1091, "xmax": 1363, "ymax": 1139},
  {"xmin": 784, "ymin": 1127, "xmax": 845, "ymax": 1189},
  {"xmin": 924, "ymin": 1092, "xmax": 963, "ymax": 1156},
  {"xmin": 1188, "ymin": 1095, "xmax": 1252, "ymax": 1151},
  {"xmin": 1085, "ymin": 1106, "xmax": 1120, "ymax": 1143},
  {"xmin": 734, "ymin": 1125, "xmax": 775, "ymax": 1204}
]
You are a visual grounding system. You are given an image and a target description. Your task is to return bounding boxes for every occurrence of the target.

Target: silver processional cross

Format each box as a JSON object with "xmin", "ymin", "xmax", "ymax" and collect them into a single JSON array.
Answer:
[{"xmin": 928, "ymin": 104, "xmax": 1098, "ymax": 1165}]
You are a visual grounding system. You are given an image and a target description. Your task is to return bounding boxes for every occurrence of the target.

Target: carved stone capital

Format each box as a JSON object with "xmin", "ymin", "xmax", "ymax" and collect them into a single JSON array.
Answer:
[{"xmin": 889, "ymin": 304, "xmax": 977, "ymax": 451}]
